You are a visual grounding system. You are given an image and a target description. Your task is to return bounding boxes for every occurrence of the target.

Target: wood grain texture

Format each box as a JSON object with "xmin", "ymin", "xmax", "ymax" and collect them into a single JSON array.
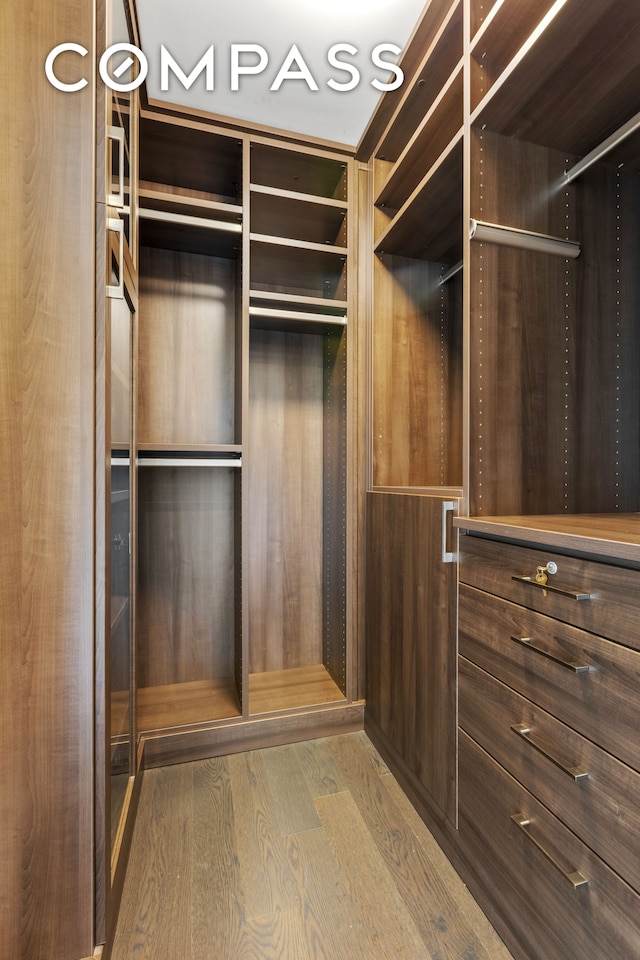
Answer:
[
  {"xmin": 365, "ymin": 492, "xmax": 458, "ymax": 822},
  {"xmin": 458, "ymin": 581, "xmax": 640, "ymax": 771},
  {"xmin": 138, "ymin": 247, "xmax": 238, "ymax": 446},
  {"xmin": 137, "ymin": 467, "xmax": 237, "ymax": 686},
  {"xmin": 459, "ymin": 655, "xmax": 640, "ymax": 894},
  {"xmin": 474, "ymin": 0, "xmax": 640, "ymax": 156},
  {"xmin": 249, "ymin": 665, "xmax": 345, "ymax": 715},
  {"xmin": 459, "ymin": 730, "xmax": 640, "ymax": 960},
  {"xmin": 456, "ymin": 513, "xmax": 640, "ymax": 563},
  {"xmin": 373, "ymin": 255, "xmax": 463, "ymax": 488},
  {"xmin": 323, "ymin": 330, "xmax": 348, "ymax": 693},
  {"xmin": 459, "ymin": 534, "xmax": 640, "ymax": 651},
  {"xmin": 1, "ymin": 1, "xmax": 95, "ymax": 957},
  {"xmin": 247, "ymin": 330, "xmax": 324, "ymax": 673},
  {"xmin": 110, "ymin": 733, "xmax": 514, "ymax": 960}
]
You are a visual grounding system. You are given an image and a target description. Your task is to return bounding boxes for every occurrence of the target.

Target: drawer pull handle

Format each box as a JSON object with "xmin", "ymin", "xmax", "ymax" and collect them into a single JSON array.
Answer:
[
  {"xmin": 511, "ymin": 814, "xmax": 589, "ymax": 889},
  {"xmin": 512, "ymin": 575, "xmax": 591, "ymax": 600},
  {"xmin": 511, "ymin": 635, "xmax": 591, "ymax": 674},
  {"xmin": 511, "ymin": 724, "xmax": 589, "ymax": 781}
]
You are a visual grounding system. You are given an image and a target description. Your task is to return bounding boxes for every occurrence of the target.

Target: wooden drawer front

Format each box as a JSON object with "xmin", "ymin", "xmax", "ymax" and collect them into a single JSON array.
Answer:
[
  {"xmin": 459, "ymin": 731, "xmax": 640, "ymax": 960},
  {"xmin": 459, "ymin": 657, "xmax": 640, "ymax": 894},
  {"xmin": 459, "ymin": 583, "xmax": 640, "ymax": 771},
  {"xmin": 459, "ymin": 534, "xmax": 640, "ymax": 650}
]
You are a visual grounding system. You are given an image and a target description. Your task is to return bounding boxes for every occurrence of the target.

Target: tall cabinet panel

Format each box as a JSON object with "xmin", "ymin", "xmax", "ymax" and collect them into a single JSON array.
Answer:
[
  {"xmin": 363, "ymin": 0, "xmax": 464, "ymax": 828},
  {"xmin": 2, "ymin": 0, "xmax": 96, "ymax": 957}
]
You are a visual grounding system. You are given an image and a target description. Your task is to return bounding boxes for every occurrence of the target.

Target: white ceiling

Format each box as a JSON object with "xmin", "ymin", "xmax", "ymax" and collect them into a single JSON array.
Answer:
[{"xmin": 135, "ymin": 0, "xmax": 427, "ymax": 147}]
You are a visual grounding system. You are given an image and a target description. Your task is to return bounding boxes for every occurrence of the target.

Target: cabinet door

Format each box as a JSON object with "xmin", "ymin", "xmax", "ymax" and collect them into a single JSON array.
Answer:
[{"xmin": 365, "ymin": 491, "xmax": 458, "ymax": 823}]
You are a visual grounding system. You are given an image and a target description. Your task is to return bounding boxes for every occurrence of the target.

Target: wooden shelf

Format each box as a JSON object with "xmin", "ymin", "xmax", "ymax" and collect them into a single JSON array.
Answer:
[
  {"xmin": 249, "ymin": 305, "xmax": 346, "ymax": 335},
  {"xmin": 375, "ymin": 135, "xmax": 463, "ymax": 262},
  {"xmin": 250, "ymin": 237, "xmax": 347, "ymax": 301},
  {"xmin": 140, "ymin": 211, "xmax": 241, "ymax": 258},
  {"xmin": 374, "ymin": 0, "xmax": 462, "ymax": 163},
  {"xmin": 250, "ymin": 141, "xmax": 348, "ymax": 201},
  {"xmin": 376, "ymin": 64, "xmax": 463, "ymax": 211},
  {"xmin": 469, "ymin": 0, "xmax": 560, "ymax": 112},
  {"xmin": 248, "ymin": 665, "xmax": 346, "ymax": 716},
  {"xmin": 250, "ymin": 186, "xmax": 347, "ymax": 248},
  {"xmin": 137, "ymin": 677, "xmax": 242, "ymax": 733},
  {"xmin": 249, "ymin": 290, "xmax": 348, "ymax": 315},
  {"xmin": 139, "ymin": 181, "xmax": 242, "ymax": 223},
  {"xmin": 140, "ymin": 115, "xmax": 241, "ymax": 203},
  {"xmin": 472, "ymin": 0, "xmax": 640, "ymax": 156}
]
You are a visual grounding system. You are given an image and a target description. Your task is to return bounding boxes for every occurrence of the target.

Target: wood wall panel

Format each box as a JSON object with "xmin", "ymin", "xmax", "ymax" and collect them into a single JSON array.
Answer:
[
  {"xmin": 373, "ymin": 255, "xmax": 463, "ymax": 488},
  {"xmin": 1, "ymin": 1, "xmax": 95, "ymax": 957},
  {"xmin": 247, "ymin": 330, "xmax": 324, "ymax": 673},
  {"xmin": 137, "ymin": 468, "xmax": 237, "ymax": 688},
  {"xmin": 365, "ymin": 492, "xmax": 457, "ymax": 823},
  {"xmin": 138, "ymin": 248, "xmax": 237, "ymax": 447}
]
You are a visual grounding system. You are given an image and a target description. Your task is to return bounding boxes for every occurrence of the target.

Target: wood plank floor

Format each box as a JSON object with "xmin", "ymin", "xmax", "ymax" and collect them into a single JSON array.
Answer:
[{"xmin": 111, "ymin": 731, "xmax": 515, "ymax": 959}]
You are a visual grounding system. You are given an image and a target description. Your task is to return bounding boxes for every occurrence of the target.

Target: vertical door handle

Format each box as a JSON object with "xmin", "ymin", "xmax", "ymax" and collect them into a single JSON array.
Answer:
[
  {"xmin": 442, "ymin": 500, "xmax": 456, "ymax": 563},
  {"xmin": 107, "ymin": 217, "xmax": 124, "ymax": 299},
  {"xmin": 107, "ymin": 125, "xmax": 125, "ymax": 207}
]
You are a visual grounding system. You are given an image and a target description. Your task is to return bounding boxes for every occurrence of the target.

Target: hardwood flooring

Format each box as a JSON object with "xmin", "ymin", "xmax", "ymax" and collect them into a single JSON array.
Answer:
[{"xmin": 111, "ymin": 731, "xmax": 515, "ymax": 959}]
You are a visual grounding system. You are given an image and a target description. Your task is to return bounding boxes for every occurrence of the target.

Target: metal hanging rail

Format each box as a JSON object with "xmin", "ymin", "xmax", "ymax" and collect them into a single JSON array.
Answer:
[
  {"xmin": 564, "ymin": 109, "xmax": 640, "ymax": 184},
  {"xmin": 469, "ymin": 219, "xmax": 580, "ymax": 258}
]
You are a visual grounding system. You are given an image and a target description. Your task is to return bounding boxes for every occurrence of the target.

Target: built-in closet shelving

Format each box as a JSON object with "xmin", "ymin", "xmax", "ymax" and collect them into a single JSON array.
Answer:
[
  {"xmin": 363, "ymin": 2, "xmax": 640, "ymax": 960},
  {"xmin": 135, "ymin": 114, "xmax": 358, "ymax": 755}
]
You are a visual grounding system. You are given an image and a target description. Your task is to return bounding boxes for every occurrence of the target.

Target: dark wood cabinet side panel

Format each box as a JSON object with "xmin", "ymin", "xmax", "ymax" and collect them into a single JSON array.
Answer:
[
  {"xmin": 365, "ymin": 492, "xmax": 457, "ymax": 821},
  {"xmin": 247, "ymin": 330, "xmax": 324, "ymax": 673},
  {"xmin": 2, "ymin": 1, "xmax": 96, "ymax": 957}
]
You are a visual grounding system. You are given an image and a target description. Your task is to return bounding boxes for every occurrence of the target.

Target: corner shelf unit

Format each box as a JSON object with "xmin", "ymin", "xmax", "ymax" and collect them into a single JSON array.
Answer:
[{"xmin": 134, "ymin": 112, "xmax": 357, "ymax": 756}]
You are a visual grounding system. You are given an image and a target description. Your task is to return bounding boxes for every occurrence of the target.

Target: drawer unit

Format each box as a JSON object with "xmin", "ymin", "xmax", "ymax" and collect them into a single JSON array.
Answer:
[
  {"xmin": 459, "ymin": 656, "xmax": 640, "ymax": 894},
  {"xmin": 460, "ymin": 534, "xmax": 640, "ymax": 651},
  {"xmin": 459, "ymin": 731, "xmax": 640, "ymax": 960},
  {"xmin": 458, "ymin": 531, "xmax": 640, "ymax": 960},
  {"xmin": 458, "ymin": 583, "xmax": 640, "ymax": 771}
]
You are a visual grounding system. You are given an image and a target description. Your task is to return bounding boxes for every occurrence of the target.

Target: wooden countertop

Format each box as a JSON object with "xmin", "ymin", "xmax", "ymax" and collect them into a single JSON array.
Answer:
[{"xmin": 454, "ymin": 514, "xmax": 640, "ymax": 565}]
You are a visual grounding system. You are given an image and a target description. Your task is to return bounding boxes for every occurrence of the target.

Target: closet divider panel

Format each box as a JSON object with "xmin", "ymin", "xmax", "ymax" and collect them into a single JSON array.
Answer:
[{"xmin": 323, "ymin": 329, "xmax": 348, "ymax": 695}]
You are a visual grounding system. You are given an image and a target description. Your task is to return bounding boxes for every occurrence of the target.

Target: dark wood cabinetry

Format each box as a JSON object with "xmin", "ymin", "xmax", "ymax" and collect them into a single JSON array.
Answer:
[
  {"xmin": 365, "ymin": 492, "xmax": 458, "ymax": 825},
  {"xmin": 133, "ymin": 114, "xmax": 361, "ymax": 763},
  {"xmin": 458, "ymin": 527, "xmax": 640, "ymax": 960},
  {"xmin": 362, "ymin": 1, "xmax": 640, "ymax": 958}
]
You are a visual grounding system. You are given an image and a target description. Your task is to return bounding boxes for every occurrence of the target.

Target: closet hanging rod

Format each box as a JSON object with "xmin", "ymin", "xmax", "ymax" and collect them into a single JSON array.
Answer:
[
  {"xmin": 439, "ymin": 260, "xmax": 463, "ymax": 285},
  {"xmin": 564, "ymin": 109, "xmax": 640, "ymax": 184},
  {"xmin": 469, "ymin": 219, "xmax": 580, "ymax": 258},
  {"xmin": 138, "ymin": 458, "xmax": 242, "ymax": 468}
]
